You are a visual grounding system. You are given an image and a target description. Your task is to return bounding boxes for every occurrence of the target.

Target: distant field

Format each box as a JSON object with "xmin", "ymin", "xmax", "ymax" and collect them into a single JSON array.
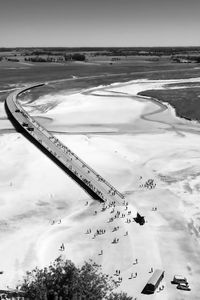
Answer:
[
  {"xmin": 1, "ymin": 56, "xmax": 200, "ymax": 89},
  {"xmin": 2, "ymin": 55, "xmax": 200, "ymax": 122}
]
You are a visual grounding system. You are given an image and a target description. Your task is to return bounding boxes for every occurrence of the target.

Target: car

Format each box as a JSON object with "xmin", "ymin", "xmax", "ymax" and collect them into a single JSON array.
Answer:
[
  {"xmin": 171, "ymin": 275, "xmax": 188, "ymax": 285},
  {"xmin": 177, "ymin": 282, "xmax": 191, "ymax": 291}
]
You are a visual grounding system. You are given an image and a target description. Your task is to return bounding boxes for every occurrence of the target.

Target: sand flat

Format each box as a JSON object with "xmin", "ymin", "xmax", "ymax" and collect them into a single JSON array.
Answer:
[{"xmin": 1, "ymin": 79, "xmax": 200, "ymax": 299}]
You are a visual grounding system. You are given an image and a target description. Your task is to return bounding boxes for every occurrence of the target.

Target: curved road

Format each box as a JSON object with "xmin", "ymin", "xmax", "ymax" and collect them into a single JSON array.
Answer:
[{"xmin": 5, "ymin": 83, "xmax": 125, "ymax": 205}]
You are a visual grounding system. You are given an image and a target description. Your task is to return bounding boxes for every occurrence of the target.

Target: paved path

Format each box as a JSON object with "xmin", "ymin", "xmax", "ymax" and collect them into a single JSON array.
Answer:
[{"xmin": 5, "ymin": 83, "xmax": 125, "ymax": 204}]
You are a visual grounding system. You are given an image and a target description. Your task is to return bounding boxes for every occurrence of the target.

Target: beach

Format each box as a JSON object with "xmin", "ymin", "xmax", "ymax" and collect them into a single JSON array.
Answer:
[{"xmin": 0, "ymin": 78, "xmax": 200, "ymax": 299}]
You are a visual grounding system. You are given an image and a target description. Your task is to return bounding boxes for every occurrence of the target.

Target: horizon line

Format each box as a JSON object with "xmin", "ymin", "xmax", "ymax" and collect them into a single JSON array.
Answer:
[{"xmin": 1, "ymin": 46, "xmax": 200, "ymax": 49}]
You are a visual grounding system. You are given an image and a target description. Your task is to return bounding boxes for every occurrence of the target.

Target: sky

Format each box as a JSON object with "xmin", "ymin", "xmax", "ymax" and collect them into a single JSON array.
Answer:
[{"xmin": 1, "ymin": 0, "xmax": 200, "ymax": 47}]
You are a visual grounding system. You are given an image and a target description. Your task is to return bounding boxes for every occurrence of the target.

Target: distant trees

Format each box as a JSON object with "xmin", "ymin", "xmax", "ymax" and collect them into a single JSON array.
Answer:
[
  {"xmin": 64, "ymin": 54, "xmax": 72, "ymax": 61},
  {"xmin": 24, "ymin": 53, "xmax": 86, "ymax": 63},
  {"xmin": 25, "ymin": 56, "xmax": 47, "ymax": 62},
  {"xmin": 64, "ymin": 53, "xmax": 86, "ymax": 61},
  {"xmin": 71, "ymin": 53, "xmax": 86, "ymax": 61},
  {"xmin": 171, "ymin": 55, "xmax": 200, "ymax": 63},
  {"xmin": 7, "ymin": 58, "xmax": 19, "ymax": 62},
  {"xmin": 20, "ymin": 257, "xmax": 132, "ymax": 300}
]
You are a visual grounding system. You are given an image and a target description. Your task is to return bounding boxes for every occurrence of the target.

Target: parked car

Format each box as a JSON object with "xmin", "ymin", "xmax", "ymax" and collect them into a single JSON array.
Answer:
[
  {"xmin": 177, "ymin": 282, "xmax": 191, "ymax": 291},
  {"xmin": 171, "ymin": 275, "xmax": 188, "ymax": 285}
]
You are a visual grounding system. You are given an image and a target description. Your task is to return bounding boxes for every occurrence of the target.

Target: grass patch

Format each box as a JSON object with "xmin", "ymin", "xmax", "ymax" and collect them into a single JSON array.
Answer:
[{"xmin": 139, "ymin": 87, "xmax": 200, "ymax": 121}]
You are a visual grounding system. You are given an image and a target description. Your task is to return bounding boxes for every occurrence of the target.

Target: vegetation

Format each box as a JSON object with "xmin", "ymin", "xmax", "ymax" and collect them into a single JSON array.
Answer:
[
  {"xmin": 71, "ymin": 53, "xmax": 86, "ymax": 61},
  {"xmin": 139, "ymin": 86, "xmax": 200, "ymax": 121},
  {"xmin": 171, "ymin": 55, "xmax": 200, "ymax": 63},
  {"xmin": 7, "ymin": 58, "xmax": 20, "ymax": 62},
  {"xmin": 24, "ymin": 53, "xmax": 85, "ymax": 63},
  {"xmin": 20, "ymin": 257, "xmax": 132, "ymax": 300},
  {"xmin": 2, "ymin": 47, "xmax": 200, "ymax": 59},
  {"xmin": 25, "ymin": 57, "xmax": 48, "ymax": 62},
  {"xmin": 2, "ymin": 48, "xmax": 200, "ymax": 121}
]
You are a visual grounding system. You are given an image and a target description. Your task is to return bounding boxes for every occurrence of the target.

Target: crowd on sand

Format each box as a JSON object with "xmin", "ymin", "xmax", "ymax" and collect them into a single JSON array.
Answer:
[{"xmin": 50, "ymin": 177, "xmax": 163, "ymax": 299}]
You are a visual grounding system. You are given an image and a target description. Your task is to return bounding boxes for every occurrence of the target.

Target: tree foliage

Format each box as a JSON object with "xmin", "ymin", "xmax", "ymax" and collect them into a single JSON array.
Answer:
[
  {"xmin": 107, "ymin": 292, "xmax": 133, "ymax": 300},
  {"xmin": 20, "ymin": 257, "xmax": 132, "ymax": 300},
  {"xmin": 71, "ymin": 53, "xmax": 86, "ymax": 61}
]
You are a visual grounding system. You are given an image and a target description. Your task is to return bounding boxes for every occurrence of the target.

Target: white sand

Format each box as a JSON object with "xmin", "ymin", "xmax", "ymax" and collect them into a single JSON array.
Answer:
[{"xmin": 1, "ymin": 78, "xmax": 200, "ymax": 299}]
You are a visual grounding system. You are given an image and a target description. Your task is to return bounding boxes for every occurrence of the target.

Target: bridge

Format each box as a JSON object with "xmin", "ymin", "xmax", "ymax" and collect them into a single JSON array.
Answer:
[{"xmin": 5, "ymin": 83, "xmax": 126, "ymax": 204}]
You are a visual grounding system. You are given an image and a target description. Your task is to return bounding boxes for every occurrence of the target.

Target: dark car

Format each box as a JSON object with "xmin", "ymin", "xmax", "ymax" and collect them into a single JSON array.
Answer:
[{"xmin": 177, "ymin": 283, "xmax": 191, "ymax": 291}]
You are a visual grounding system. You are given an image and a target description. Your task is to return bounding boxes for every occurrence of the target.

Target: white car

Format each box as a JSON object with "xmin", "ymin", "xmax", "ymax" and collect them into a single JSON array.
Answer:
[{"xmin": 172, "ymin": 275, "xmax": 188, "ymax": 285}]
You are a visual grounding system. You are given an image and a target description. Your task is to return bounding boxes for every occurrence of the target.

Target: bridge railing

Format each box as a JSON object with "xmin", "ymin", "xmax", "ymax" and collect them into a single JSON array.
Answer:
[{"xmin": 14, "ymin": 88, "xmax": 124, "ymax": 200}]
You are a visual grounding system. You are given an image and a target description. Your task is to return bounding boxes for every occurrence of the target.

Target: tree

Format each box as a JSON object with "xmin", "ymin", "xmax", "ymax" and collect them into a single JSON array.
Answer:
[
  {"xmin": 20, "ymin": 257, "xmax": 132, "ymax": 300},
  {"xmin": 78, "ymin": 260, "xmax": 117, "ymax": 299},
  {"xmin": 107, "ymin": 292, "xmax": 133, "ymax": 300},
  {"xmin": 64, "ymin": 54, "xmax": 72, "ymax": 61},
  {"xmin": 21, "ymin": 257, "xmax": 79, "ymax": 299},
  {"xmin": 71, "ymin": 53, "xmax": 86, "ymax": 61}
]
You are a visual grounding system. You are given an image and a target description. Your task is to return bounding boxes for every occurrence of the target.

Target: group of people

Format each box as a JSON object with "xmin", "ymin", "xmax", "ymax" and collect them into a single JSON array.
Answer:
[
  {"xmin": 82, "ymin": 194, "xmax": 150, "ymax": 298},
  {"xmin": 92, "ymin": 228, "xmax": 106, "ymax": 239},
  {"xmin": 152, "ymin": 207, "xmax": 157, "ymax": 211},
  {"xmin": 139, "ymin": 178, "xmax": 156, "ymax": 190},
  {"xmin": 129, "ymin": 272, "xmax": 138, "ymax": 279},
  {"xmin": 112, "ymin": 237, "xmax": 119, "ymax": 244},
  {"xmin": 96, "ymin": 229, "xmax": 106, "ymax": 235},
  {"xmin": 87, "ymin": 197, "xmax": 137, "ymax": 250},
  {"xmin": 51, "ymin": 219, "xmax": 61, "ymax": 225},
  {"xmin": 126, "ymin": 218, "xmax": 132, "ymax": 224}
]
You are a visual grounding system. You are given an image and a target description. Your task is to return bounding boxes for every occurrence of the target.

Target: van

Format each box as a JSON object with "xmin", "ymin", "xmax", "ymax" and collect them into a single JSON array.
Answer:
[{"xmin": 142, "ymin": 269, "xmax": 164, "ymax": 294}]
